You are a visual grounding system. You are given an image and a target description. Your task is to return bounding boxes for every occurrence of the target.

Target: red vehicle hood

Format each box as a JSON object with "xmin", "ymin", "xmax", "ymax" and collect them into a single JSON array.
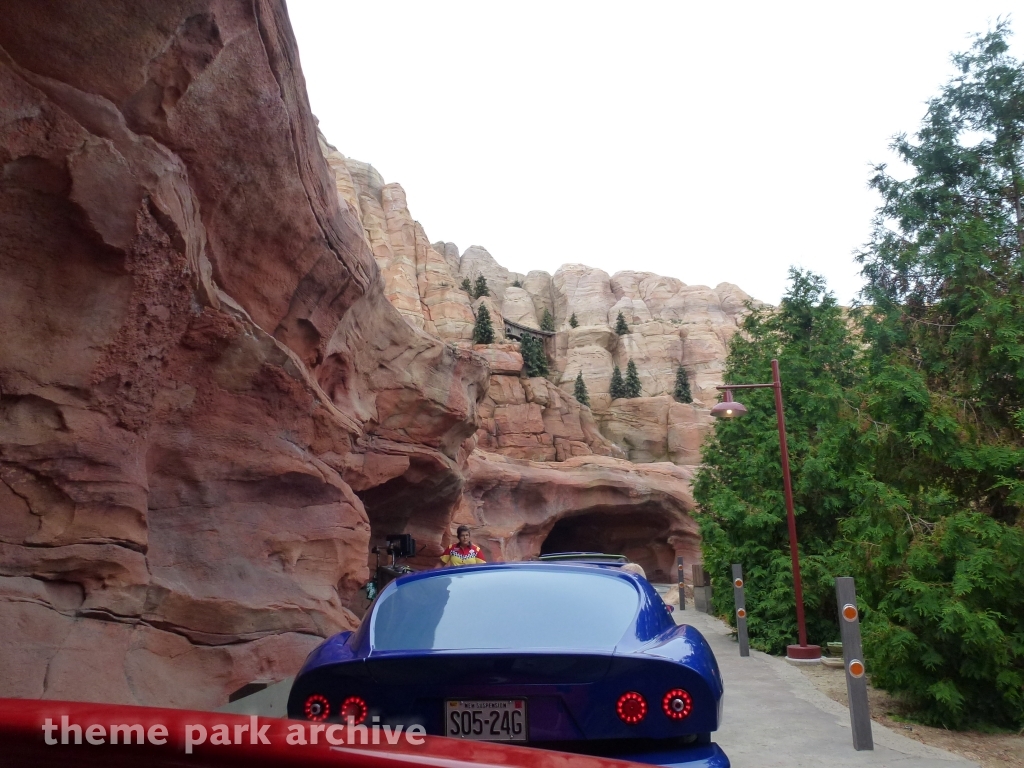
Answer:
[{"xmin": 0, "ymin": 698, "xmax": 643, "ymax": 768}]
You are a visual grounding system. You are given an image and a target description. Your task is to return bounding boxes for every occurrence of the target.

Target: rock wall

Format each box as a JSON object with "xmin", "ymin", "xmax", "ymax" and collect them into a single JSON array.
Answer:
[
  {"xmin": 0, "ymin": 0, "xmax": 756, "ymax": 709},
  {"xmin": 318, "ymin": 101, "xmax": 760, "ymax": 594},
  {"xmin": 322, "ymin": 160, "xmax": 756, "ymax": 470},
  {"xmin": 0, "ymin": 0, "xmax": 486, "ymax": 708}
]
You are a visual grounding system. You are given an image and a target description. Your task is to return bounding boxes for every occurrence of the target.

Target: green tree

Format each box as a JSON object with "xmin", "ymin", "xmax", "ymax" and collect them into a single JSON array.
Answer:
[
  {"xmin": 614, "ymin": 312, "xmax": 629, "ymax": 335},
  {"xmin": 851, "ymin": 23, "xmax": 1024, "ymax": 728},
  {"xmin": 473, "ymin": 303, "xmax": 494, "ymax": 344},
  {"xmin": 609, "ymin": 365, "xmax": 626, "ymax": 399},
  {"xmin": 460, "ymin": 277, "xmax": 472, "ymax": 294},
  {"xmin": 512, "ymin": 279, "xmax": 523, "ymax": 288},
  {"xmin": 673, "ymin": 366, "xmax": 693, "ymax": 403},
  {"xmin": 473, "ymin": 275, "xmax": 490, "ymax": 299},
  {"xmin": 625, "ymin": 359, "xmax": 642, "ymax": 397},
  {"xmin": 693, "ymin": 269, "xmax": 867, "ymax": 656},
  {"xmin": 569, "ymin": 312, "xmax": 579, "ymax": 328},
  {"xmin": 540, "ymin": 309, "xmax": 555, "ymax": 332},
  {"xmin": 573, "ymin": 371, "xmax": 590, "ymax": 407},
  {"xmin": 520, "ymin": 333, "xmax": 548, "ymax": 377}
]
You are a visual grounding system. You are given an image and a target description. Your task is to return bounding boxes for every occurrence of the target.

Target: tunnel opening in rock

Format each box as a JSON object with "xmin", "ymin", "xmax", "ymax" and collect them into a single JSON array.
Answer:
[
  {"xmin": 352, "ymin": 452, "xmax": 462, "ymax": 600},
  {"xmin": 539, "ymin": 505, "xmax": 679, "ymax": 582}
]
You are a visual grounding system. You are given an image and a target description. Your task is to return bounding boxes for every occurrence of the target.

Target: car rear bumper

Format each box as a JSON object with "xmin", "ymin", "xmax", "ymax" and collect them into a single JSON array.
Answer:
[{"xmin": 616, "ymin": 741, "xmax": 730, "ymax": 768}]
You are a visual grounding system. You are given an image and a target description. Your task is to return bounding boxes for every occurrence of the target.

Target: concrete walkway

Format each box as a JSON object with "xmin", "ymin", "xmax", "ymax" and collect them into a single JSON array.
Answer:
[{"xmin": 675, "ymin": 608, "xmax": 978, "ymax": 768}]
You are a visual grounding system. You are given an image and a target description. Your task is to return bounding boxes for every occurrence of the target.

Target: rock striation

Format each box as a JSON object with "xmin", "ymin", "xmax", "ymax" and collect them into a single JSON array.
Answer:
[
  {"xmin": 0, "ymin": 0, "xmax": 756, "ymax": 709},
  {"xmin": 0, "ymin": 0, "xmax": 486, "ymax": 708}
]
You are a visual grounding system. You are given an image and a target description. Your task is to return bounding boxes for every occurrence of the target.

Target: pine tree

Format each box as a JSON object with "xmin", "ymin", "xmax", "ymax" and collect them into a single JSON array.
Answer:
[
  {"xmin": 473, "ymin": 275, "xmax": 490, "ymax": 299},
  {"xmin": 673, "ymin": 366, "xmax": 692, "ymax": 403},
  {"xmin": 624, "ymin": 359, "xmax": 642, "ymax": 398},
  {"xmin": 851, "ymin": 23, "xmax": 1024, "ymax": 729},
  {"xmin": 460, "ymin": 277, "xmax": 472, "ymax": 294},
  {"xmin": 614, "ymin": 311, "xmax": 629, "ymax": 335},
  {"xmin": 540, "ymin": 309, "xmax": 555, "ymax": 332},
  {"xmin": 573, "ymin": 371, "xmax": 590, "ymax": 407},
  {"xmin": 608, "ymin": 365, "xmax": 625, "ymax": 399},
  {"xmin": 472, "ymin": 304, "xmax": 494, "ymax": 344},
  {"xmin": 693, "ymin": 269, "xmax": 866, "ymax": 660},
  {"xmin": 512, "ymin": 279, "xmax": 522, "ymax": 288},
  {"xmin": 520, "ymin": 333, "xmax": 548, "ymax": 377},
  {"xmin": 568, "ymin": 313, "xmax": 579, "ymax": 328}
]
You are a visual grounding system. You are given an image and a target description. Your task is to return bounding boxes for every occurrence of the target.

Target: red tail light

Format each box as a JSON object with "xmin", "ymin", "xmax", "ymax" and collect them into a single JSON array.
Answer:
[
  {"xmin": 340, "ymin": 695, "xmax": 368, "ymax": 724},
  {"xmin": 616, "ymin": 691, "xmax": 648, "ymax": 724},
  {"xmin": 662, "ymin": 688, "xmax": 693, "ymax": 720},
  {"xmin": 304, "ymin": 694, "xmax": 329, "ymax": 721}
]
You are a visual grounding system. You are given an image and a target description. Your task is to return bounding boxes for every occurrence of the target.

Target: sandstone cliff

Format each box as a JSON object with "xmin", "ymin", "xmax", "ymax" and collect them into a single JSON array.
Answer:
[
  {"xmin": 0, "ymin": 0, "xmax": 488, "ymax": 708},
  {"xmin": 318, "ymin": 147, "xmax": 755, "ymax": 474},
  {"xmin": 0, "ymin": 0, "xmax": 751, "ymax": 708}
]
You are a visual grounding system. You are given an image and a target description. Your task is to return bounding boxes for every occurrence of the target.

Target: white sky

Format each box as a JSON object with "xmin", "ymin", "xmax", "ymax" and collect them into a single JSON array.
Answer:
[{"xmin": 288, "ymin": 1, "xmax": 1019, "ymax": 305}]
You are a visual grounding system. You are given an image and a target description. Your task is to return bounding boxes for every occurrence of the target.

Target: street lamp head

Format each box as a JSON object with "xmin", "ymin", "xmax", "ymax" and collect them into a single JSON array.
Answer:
[{"xmin": 710, "ymin": 389, "xmax": 747, "ymax": 419}]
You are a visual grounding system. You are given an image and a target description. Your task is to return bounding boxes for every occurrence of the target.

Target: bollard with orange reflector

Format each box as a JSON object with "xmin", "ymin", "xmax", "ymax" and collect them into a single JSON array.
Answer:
[
  {"xmin": 677, "ymin": 555, "xmax": 686, "ymax": 611},
  {"xmin": 731, "ymin": 564, "xmax": 749, "ymax": 657},
  {"xmin": 836, "ymin": 576, "xmax": 872, "ymax": 750}
]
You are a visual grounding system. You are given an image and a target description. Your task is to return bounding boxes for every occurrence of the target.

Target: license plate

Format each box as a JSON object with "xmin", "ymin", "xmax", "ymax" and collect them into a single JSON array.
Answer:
[{"xmin": 445, "ymin": 699, "xmax": 527, "ymax": 741}]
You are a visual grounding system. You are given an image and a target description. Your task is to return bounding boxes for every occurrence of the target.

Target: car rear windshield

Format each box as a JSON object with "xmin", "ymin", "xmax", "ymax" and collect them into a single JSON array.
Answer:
[{"xmin": 371, "ymin": 568, "xmax": 639, "ymax": 652}]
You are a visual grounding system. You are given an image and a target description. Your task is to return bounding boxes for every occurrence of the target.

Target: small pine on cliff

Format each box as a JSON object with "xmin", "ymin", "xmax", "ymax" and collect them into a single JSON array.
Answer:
[
  {"xmin": 568, "ymin": 312, "xmax": 579, "ymax": 328},
  {"xmin": 473, "ymin": 275, "xmax": 490, "ymax": 299},
  {"xmin": 540, "ymin": 309, "xmax": 555, "ymax": 332},
  {"xmin": 473, "ymin": 304, "xmax": 494, "ymax": 344},
  {"xmin": 520, "ymin": 333, "xmax": 548, "ymax": 377},
  {"xmin": 573, "ymin": 371, "xmax": 590, "ymax": 407},
  {"xmin": 625, "ymin": 359, "xmax": 642, "ymax": 397},
  {"xmin": 673, "ymin": 366, "xmax": 692, "ymax": 403},
  {"xmin": 615, "ymin": 312, "xmax": 629, "ymax": 335},
  {"xmin": 609, "ymin": 365, "xmax": 625, "ymax": 399}
]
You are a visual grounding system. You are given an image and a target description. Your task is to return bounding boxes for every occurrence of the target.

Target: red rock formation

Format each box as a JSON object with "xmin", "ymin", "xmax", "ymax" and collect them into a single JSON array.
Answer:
[
  {"xmin": 462, "ymin": 453, "xmax": 701, "ymax": 583},
  {"xmin": 0, "ymin": 0, "xmax": 485, "ymax": 708},
  {"xmin": 0, "ymin": 0, "xmax": 743, "ymax": 710}
]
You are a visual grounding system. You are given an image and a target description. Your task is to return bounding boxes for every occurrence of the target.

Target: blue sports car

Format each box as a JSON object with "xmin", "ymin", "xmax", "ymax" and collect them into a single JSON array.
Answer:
[{"xmin": 287, "ymin": 561, "xmax": 729, "ymax": 768}]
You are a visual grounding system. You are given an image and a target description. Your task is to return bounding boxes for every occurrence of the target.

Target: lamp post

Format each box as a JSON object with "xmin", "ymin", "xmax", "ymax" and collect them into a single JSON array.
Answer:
[{"xmin": 710, "ymin": 358, "xmax": 821, "ymax": 662}]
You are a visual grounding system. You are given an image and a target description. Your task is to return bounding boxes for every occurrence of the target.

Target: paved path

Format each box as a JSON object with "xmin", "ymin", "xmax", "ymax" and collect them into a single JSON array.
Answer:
[{"xmin": 675, "ymin": 607, "xmax": 978, "ymax": 768}]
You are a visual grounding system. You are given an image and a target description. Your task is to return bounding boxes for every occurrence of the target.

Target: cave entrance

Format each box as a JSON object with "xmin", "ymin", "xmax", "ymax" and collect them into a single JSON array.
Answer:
[
  {"xmin": 539, "ymin": 506, "xmax": 678, "ymax": 582},
  {"xmin": 349, "ymin": 451, "xmax": 463, "ymax": 616}
]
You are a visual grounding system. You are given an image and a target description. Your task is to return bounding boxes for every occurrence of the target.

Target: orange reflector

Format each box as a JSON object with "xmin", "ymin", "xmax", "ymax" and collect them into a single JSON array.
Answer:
[
  {"xmin": 848, "ymin": 659, "xmax": 865, "ymax": 678},
  {"xmin": 736, "ymin": 608, "xmax": 747, "ymax": 619},
  {"xmin": 734, "ymin": 578, "xmax": 743, "ymax": 588},
  {"xmin": 842, "ymin": 603, "xmax": 858, "ymax": 622}
]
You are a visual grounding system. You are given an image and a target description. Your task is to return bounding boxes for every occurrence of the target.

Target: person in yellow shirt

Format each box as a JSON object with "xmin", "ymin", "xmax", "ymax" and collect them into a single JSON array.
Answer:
[{"xmin": 440, "ymin": 525, "xmax": 486, "ymax": 566}]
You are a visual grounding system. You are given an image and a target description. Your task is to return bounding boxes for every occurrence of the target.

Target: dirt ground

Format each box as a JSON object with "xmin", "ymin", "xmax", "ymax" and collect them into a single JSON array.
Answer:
[{"xmin": 797, "ymin": 663, "xmax": 1024, "ymax": 768}]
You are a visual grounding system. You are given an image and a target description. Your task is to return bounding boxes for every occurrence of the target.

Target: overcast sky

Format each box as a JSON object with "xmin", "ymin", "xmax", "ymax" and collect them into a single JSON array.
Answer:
[{"xmin": 288, "ymin": 2, "xmax": 1018, "ymax": 305}]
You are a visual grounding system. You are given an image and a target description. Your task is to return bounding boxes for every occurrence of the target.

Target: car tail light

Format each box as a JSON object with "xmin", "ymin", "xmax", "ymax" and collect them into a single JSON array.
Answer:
[
  {"xmin": 616, "ymin": 691, "xmax": 647, "ymax": 724},
  {"xmin": 662, "ymin": 688, "xmax": 693, "ymax": 720},
  {"xmin": 304, "ymin": 694, "xmax": 329, "ymax": 721},
  {"xmin": 340, "ymin": 695, "xmax": 368, "ymax": 724}
]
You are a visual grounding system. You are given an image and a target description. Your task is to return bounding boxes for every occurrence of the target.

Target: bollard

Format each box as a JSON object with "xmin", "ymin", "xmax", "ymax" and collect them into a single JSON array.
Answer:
[
  {"xmin": 732, "ymin": 564, "xmax": 749, "ymax": 657},
  {"xmin": 676, "ymin": 556, "xmax": 686, "ymax": 610},
  {"xmin": 836, "ymin": 577, "xmax": 873, "ymax": 751},
  {"xmin": 693, "ymin": 564, "xmax": 712, "ymax": 613}
]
